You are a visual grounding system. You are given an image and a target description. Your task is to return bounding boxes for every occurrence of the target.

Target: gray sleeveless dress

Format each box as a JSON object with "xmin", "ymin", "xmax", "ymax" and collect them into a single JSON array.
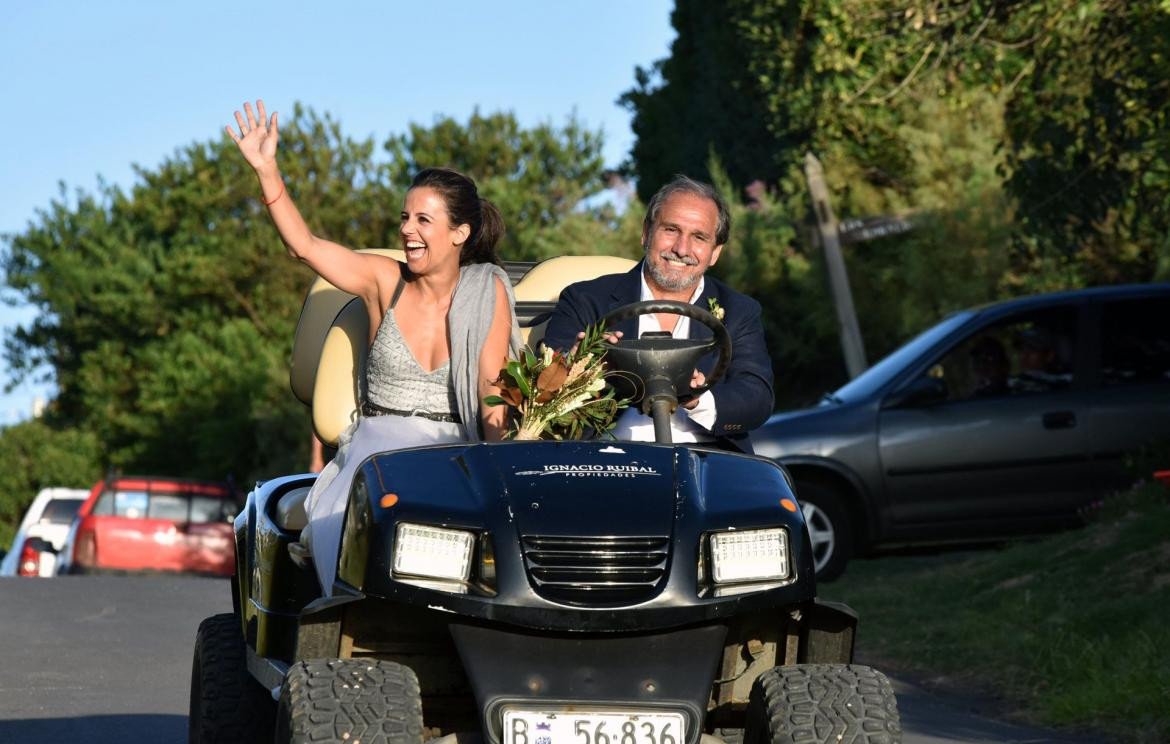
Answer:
[
  {"xmin": 364, "ymin": 309, "xmax": 461, "ymax": 419},
  {"xmin": 305, "ymin": 283, "xmax": 466, "ymax": 594}
]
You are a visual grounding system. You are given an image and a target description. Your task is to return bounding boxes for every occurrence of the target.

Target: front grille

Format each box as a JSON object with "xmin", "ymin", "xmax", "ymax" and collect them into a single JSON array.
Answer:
[{"xmin": 521, "ymin": 535, "xmax": 671, "ymax": 606}]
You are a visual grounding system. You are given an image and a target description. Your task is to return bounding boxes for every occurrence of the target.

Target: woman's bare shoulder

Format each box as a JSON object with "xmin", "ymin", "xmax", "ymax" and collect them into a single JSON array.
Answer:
[{"xmin": 353, "ymin": 254, "xmax": 403, "ymax": 311}]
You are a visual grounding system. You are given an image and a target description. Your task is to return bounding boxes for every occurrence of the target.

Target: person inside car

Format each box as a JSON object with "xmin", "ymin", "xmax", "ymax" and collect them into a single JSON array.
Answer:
[
  {"xmin": 1012, "ymin": 326, "xmax": 1072, "ymax": 392},
  {"xmin": 969, "ymin": 336, "xmax": 1011, "ymax": 397},
  {"xmin": 227, "ymin": 99, "xmax": 522, "ymax": 595},
  {"xmin": 541, "ymin": 175, "xmax": 774, "ymax": 453}
]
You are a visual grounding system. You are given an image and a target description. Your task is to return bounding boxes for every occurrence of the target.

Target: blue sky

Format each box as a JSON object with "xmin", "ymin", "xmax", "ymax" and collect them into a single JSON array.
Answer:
[{"xmin": 0, "ymin": 0, "xmax": 675, "ymax": 424}]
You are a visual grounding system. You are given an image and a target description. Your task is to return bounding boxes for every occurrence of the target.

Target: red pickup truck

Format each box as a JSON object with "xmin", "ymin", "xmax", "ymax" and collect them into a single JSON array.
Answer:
[{"xmin": 64, "ymin": 476, "xmax": 238, "ymax": 576}]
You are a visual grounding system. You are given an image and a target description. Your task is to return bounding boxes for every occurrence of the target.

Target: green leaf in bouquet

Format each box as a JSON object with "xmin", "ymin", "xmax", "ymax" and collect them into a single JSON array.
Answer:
[
  {"xmin": 572, "ymin": 320, "xmax": 611, "ymax": 362},
  {"xmin": 484, "ymin": 395, "xmax": 509, "ymax": 407},
  {"xmin": 506, "ymin": 360, "xmax": 533, "ymax": 397},
  {"xmin": 523, "ymin": 347, "xmax": 538, "ymax": 370}
]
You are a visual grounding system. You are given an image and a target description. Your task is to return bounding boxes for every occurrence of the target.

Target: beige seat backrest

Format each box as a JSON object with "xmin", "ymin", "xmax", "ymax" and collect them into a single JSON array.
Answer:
[
  {"xmin": 512, "ymin": 255, "xmax": 636, "ymax": 347},
  {"xmin": 289, "ymin": 248, "xmax": 404, "ymax": 405},
  {"xmin": 306, "ymin": 253, "xmax": 637, "ymax": 445},
  {"xmin": 312, "ymin": 298, "xmax": 368, "ymax": 445}
]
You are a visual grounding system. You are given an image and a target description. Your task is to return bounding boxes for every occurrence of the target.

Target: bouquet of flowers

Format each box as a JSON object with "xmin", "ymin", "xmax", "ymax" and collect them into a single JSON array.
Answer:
[{"xmin": 485, "ymin": 323, "xmax": 630, "ymax": 440}]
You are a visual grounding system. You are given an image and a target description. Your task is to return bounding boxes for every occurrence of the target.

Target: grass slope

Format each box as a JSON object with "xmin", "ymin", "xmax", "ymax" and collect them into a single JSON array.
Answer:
[{"xmin": 820, "ymin": 483, "xmax": 1170, "ymax": 744}]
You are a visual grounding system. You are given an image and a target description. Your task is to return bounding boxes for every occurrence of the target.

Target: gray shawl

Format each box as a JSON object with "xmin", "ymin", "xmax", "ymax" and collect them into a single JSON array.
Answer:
[{"xmin": 449, "ymin": 262, "xmax": 523, "ymax": 441}]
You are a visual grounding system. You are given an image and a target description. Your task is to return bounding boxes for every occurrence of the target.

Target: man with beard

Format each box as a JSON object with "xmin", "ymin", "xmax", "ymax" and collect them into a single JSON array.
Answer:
[{"xmin": 542, "ymin": 176, "xmax": 774, "ymax": 452}]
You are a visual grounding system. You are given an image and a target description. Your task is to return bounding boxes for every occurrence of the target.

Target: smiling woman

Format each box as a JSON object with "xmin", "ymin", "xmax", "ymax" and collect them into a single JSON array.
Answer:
[{"xmin": 225, "ymin": 99, "xmax": 524, "ymax": 595}]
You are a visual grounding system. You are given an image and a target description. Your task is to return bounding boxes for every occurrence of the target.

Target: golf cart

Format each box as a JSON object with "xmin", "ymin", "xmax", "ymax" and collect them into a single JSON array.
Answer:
[{"xmin": 188, "ymin": 253, "xmax": 901, "ymax": 744}]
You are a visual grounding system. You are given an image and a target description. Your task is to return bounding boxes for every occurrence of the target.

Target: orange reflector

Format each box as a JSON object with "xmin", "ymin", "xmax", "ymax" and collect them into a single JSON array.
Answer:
[
  {"xmin": 380, "ymin": 493, "xmax": 399, "ymax": 508},
  {"xmin": 780, "ymin": 498, "xmax": 798, "ymax": 513}
]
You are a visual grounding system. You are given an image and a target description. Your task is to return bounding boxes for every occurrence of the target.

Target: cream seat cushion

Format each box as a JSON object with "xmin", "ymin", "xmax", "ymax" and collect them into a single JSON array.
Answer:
[
  {"xmin": 511, "ymin": 255, "xmax": 636, "ymax": 302},
  {"xmin": 305, "ymin": 254, "xmax": 637, "ymax": 446},
  {"xmin": 312, "ymin": 298, "xmax": 369, "ymax": 445},
  {"xmin": 512, "ymin": 255, "xmax": 635, "ymax": 347}
]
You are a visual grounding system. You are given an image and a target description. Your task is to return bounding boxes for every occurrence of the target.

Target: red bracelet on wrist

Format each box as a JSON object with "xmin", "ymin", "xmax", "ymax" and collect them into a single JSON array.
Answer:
[{"xmin": 263, "ymin": 182, "xmax": 285, "ymax": 206}]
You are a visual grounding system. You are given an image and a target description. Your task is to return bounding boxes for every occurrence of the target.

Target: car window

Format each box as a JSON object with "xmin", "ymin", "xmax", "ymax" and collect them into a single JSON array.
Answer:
[
  {"xmin": 92, "ymin": 490, "xmax": 114, "ymax": 516},
  {"xmin": 91, "ymin": 482, "xmax": 233, "ymax": 520},
  {"xmin": 112, "ymin": 490, "xmax": 149, "ymax": 519},
  {"xmin": 39, "ymin": 499, "xmax": 83, "ymax": 524},
  {"xmin": 1100, "ymin": 297, "xmax": 1170, "ymax": 386},
  {"xmin": 832, "ymin": 311, "xmax": 974, "ymax": 402},
  {"xmin": 930, "ymin": 307, "xmax": 1078, "ymax": 402},
  {"xmin": 189, "ymin": 495, "xmax": 226, "ymax": 523},
  {"xmin": 148, "ymin": 493, "xmax": 190, "ymax": 521}
]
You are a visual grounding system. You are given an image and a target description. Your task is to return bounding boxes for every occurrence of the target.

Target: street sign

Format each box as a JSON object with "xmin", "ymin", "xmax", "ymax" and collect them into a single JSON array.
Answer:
[{"xmin": 839, "ymin": 215, "xmax": 914, "ymax": 244}]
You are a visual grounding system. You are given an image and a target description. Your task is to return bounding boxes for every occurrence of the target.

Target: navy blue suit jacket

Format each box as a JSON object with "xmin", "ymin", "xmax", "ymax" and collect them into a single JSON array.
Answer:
[{"xmin": 542, "ymin": 263, "xmax": 775, "ymax": 452}]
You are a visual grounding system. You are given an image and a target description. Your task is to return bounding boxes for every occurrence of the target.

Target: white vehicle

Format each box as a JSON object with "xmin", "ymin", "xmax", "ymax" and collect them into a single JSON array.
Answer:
[{"xmin": 0, "ymin": 488, "xmax": 89, "ymax": 577}]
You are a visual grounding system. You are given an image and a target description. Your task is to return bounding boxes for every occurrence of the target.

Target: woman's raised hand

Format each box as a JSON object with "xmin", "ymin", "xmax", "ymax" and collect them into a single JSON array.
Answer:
[{"xmin": 226, "ymin": 100, "xmax": 278, "ymax": 172}]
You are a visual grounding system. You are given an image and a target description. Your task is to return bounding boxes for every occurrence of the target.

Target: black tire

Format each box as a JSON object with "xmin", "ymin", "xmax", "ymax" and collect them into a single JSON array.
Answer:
[
  {"xmin": 275, "ymin": 659, "xmax": 424, "ymax": 744},
  {"xmin": 189, "ymin": 613, "xmax": 275, "ymax": 743},
  {"xmin": 794, "ymin": 481, "xmax": 853, "ymax": 582},
  {"xmin": 745, "ymin": 664, "xmax": 900, "ymax": 744}
]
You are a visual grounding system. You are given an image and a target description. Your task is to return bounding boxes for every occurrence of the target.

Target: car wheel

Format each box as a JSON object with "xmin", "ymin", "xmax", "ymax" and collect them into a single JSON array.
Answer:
[
  {"xmin": 744, "ymin": 664, "xmax": 900, "ymax": 744},
  {"xmin": 794, "ymin": 481, "xmax": 853, "ymax": 582},
  {"xmin": 275, "ymin": 658, "xmax": 424, "ymax": 744},
  {"xmin": 189, "ymin": 613, "xmax": 275, "ymax": 743}
]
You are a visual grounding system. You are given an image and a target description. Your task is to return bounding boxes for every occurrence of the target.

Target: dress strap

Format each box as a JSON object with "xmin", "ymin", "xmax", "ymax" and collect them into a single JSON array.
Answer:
[{"xmin": 389, "ymin": 270, "xmax": 407, "ymax": 309}]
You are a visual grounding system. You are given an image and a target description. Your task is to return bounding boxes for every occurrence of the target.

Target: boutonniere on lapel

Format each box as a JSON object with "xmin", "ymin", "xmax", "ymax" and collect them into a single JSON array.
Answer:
[{"xmin": 707, "ymin": 297, "xmax": 726, "ymax": 322}]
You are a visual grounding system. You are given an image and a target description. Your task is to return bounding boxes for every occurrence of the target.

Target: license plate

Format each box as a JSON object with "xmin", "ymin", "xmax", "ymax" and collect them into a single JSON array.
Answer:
[{"xmin": 502, "ymin": 708, "xmax": 685, "ymax": 744}]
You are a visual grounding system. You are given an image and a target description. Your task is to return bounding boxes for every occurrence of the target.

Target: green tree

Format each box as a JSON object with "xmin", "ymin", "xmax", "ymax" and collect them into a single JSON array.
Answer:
[
  {"xmin": 622, "ymin": 1, "xmax": 1039, "ymax": 201},
  {"xmin": 386, "ymin": 110, "xmax": 641, "ymax": 260},
  {"xmin": 0, "ymin": 420, "xmax": 101, "ymax": 552},
  {"xmin": 1003, "ymin": 1, "xmax": 1170, "ymax": 286},
  {"xmin": 618, "ymin": 0, "xmax": 781, "ymax": 201},
  {"xmin": 624, "ymin": 0, "xmax": 1169, "ymax": 281}
]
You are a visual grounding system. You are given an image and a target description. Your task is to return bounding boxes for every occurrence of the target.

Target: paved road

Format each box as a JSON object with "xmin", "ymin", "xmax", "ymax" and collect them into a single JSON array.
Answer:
[
  {"xmin": 0, "ymin": 575, "xmax": 232, "ymax": 743},
  {"xmin": 0, "ymin": 576, "xmax": 1109, "ymax": 743}
]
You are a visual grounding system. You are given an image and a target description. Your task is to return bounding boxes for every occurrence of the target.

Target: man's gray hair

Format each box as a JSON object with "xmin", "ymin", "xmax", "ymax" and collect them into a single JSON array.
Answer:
[{"xmin": 643, "ymin": 175, "xmax": 731, "ymax": 246}]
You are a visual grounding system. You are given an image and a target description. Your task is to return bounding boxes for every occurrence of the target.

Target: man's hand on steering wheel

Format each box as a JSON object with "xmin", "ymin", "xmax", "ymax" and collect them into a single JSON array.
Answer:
[{"xmin": 683, "ymin": 370, "xmax": 707, "ymax": 409}]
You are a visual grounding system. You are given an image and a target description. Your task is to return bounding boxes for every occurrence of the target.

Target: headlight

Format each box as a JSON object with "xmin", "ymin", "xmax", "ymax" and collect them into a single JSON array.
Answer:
[
  {"xmin": 709, "ymin": 528, "xmax": 789, "ymax": 583},
  {"xmin": 393, "ymin": 523, "xmax": 475, "ymax": 582}
]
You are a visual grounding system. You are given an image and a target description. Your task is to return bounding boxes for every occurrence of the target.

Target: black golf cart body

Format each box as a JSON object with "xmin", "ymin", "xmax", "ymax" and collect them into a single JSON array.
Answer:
[{"xmin": 194, "ymin": 254, "xmax": 897, "ymax": 744}]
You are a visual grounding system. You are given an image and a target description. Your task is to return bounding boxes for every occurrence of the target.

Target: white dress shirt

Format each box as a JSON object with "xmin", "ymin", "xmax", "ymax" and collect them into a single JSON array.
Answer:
[{"xmin": 611, "ymin": 273, "xmax": 718, "ymax": 443}]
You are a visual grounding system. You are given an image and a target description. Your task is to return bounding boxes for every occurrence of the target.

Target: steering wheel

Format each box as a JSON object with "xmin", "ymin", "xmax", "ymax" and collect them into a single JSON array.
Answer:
[{"xmin": 598, "ymin": 300, "xmax": 732, "ymax": 443}]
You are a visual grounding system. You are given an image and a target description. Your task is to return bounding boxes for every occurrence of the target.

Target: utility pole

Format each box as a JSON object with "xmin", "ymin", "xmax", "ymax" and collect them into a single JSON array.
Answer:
[{"xmin": 803, "ymin": 153, "xmax": 868, "ymax": 379}]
